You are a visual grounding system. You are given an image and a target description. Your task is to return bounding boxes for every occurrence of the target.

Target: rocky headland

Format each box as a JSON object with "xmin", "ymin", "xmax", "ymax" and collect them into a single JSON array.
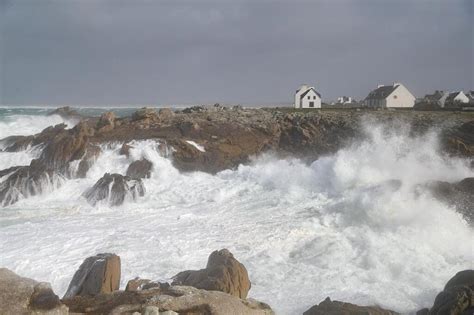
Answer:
[{"xmin": 0, "ymin": 105, "xmax": 472, "ymax": 219}]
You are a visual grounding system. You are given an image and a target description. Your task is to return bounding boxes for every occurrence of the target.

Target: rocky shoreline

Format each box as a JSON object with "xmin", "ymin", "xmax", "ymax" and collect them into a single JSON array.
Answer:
[
  {"xmin": 0, "ymin": 106, "xmax": 473, "ymax": 209},
  {"xmin": 1, "ymin": 249, "xmax": 472, "ymax": 314},
  {"xmin": 0, "ymin": 106, "xmax": 472, "ymax": 228}
]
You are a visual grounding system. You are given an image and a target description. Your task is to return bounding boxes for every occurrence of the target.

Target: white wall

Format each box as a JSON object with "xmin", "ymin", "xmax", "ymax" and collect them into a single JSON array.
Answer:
[
  {"xmin": 301, "ymin": 89, "xmax": 321, "ymax": 108},
  {"xmin": 294, "ymin": 84, "xmax": 309, "ymax": 108},
  {"xmin": 385, "ymin": 84, "xmax": 415, "ymax": 108},
  {"xmin": 453, "ymin": 92, "xmax": 469, "ymax": 103}
]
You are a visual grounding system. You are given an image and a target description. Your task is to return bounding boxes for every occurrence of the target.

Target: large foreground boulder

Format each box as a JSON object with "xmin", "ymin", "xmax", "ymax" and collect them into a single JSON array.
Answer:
[
  {"xmin": 63, "ymin": 285, "xmax": 273, "ymax": 315},
  {"xmin": 427, "ymin": 270, "xmax": 474, "ymax": 315},
  {"xmin": 303, "ymin": 297, "xmax": 398, "ymax": 315},
  {"xmin": 171, "ymin": 249, "xmax": 251, "ymax": 299},
  {"xmin": 63, "ymin": 253, "xmax": 121, "ymax": 299},
  {"xmin": 82, "ymin": 173, "xmax": 145, "ymax": 206},
  {"xmin": 0, "ymin": 268, "xmax": 67, "ymax": 315}
]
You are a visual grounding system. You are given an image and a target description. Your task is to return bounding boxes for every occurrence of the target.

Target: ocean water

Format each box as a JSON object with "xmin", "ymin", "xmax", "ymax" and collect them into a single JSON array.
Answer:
[{"xmin": 0, "ymin": 107, "xmax": 473, "ymax": 314}]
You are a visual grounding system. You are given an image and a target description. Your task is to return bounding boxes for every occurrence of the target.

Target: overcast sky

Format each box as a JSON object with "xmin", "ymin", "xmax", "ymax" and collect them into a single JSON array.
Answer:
[{"xmin": 0, "ymin": 0, "xmax": 472, "ymax": 105}]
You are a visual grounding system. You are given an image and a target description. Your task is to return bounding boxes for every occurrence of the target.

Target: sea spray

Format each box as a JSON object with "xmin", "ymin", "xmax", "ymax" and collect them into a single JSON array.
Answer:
[
  {"xmin": 0, "ymin": 118, "xmax": 472, "ymax": 314},
  {"xmin": 0, "ymin": 114, "xmax": 76, "ymax": 139}
]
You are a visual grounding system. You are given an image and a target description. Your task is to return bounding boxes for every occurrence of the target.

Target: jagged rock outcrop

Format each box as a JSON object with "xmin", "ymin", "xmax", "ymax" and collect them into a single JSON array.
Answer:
[
  {"xmin": 63, "ymin": 285, "xmax": 273, "ymax": 315},
  {"xmin": 0, "ymin": 121, "xmax": 98, "ymax": 206},
  {"xmin": 0, "ymin": 123, "xmax": 68, "ymax": 152},
  {"xmin": 119, "ymin": 143, "xmax": 132, "ymax": 157},
  {"xmin": 39, "ymin": 121, "xmax": 95, "ymax": 174},
  {"xmin": 76, "ymin": 144, "xmax": 102, "ymax": 178},
  {"xmin": 303, "ymin": 297, "xmax": 398, "ymax": 315},
  {"xmin": 97, "ymin": 111, "xmax": 117, "ymax": 133},
  {"xmin": 427, "ymin": 270, "xmax": 474, "ymax": 315},
  {"xmin": 426, "ymin": 177, "xmax": 474, "ymax": 224},
  {"xmin": 82, "ymin": 173, "xmax": 145, "ymax": 206},
  {"xmin": 63, "ymin": 253, "xmax": 121, "ymax": 299},
  {"xmin": 126, "ymin": 159, "xmax": 153, "ymax": 179},
  {"xmin": 0, "ymin": 160, "xmax": 62, "ymax": 206},
  {"xmin": 48, "ymin": 106, "xmax": 82, "ymax": 120},
  {"xmin": 172, "ymin": 249, "xmax": 251, "ymax": 299},
  {"xmin": 0, "ymin": 268, "xmax": 68, "ymax": 315}
]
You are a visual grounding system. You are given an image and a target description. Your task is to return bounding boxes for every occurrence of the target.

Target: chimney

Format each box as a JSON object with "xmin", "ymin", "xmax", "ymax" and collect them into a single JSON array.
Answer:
[{"xmin": 393, "ymin": 82, "xmax": 401, "ymax": 86}]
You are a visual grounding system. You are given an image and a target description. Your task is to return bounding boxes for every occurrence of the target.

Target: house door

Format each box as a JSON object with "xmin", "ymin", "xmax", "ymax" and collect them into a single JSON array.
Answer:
[{"xmin": 309, "ymin": 101, "xmax": 314, "ymax": 108}]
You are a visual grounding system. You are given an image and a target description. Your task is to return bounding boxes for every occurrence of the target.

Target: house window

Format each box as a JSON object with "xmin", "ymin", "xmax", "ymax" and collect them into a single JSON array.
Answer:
[
  {"xmin": 393, "ymin": 95, "xmax": 398, "ymax": 99},
  {"xmin": 309, "ymin": 101, "xmax": 314, "ymax": 108},
  {"xmin": 308, "ymin": 96, "xmax": 310, "ymax": 99},
  {"xmin": 313, "ymin": 96, "xmax": 316, "ymax": 99}
]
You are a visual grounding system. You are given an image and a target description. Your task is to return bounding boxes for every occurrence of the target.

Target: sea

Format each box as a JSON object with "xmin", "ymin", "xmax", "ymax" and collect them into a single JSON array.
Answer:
[{"xmin": 0, "ymin": 106, "xmax": 472, "ymax": 314}]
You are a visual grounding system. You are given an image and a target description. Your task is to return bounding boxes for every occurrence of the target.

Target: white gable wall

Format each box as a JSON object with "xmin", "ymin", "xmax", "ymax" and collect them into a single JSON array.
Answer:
[
  {"xmin": 385, "ymin": 84, "xmax": 416, "ymax": 108},
  {"xmin": 453, "ymin": 92, "xmax": 469, "ymax": 103},
  {"xmin": 294, "ymin": 84, "xmax": 309, "ymax": 108},
  {"xmin": 301, "ymin": 89, "xmax": 321, "ymax": 108}
]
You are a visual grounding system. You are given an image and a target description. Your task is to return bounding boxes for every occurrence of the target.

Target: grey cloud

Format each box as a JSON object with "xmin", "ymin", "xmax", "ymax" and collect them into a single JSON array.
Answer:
[{"xmin": 0, "ymin": 0, "xmax": 472, "ymax": 105}]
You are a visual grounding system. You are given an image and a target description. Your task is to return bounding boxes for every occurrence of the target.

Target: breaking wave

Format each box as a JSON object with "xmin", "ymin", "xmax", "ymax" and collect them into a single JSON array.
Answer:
[
  {"xmin": 0, "ymin": 113, "xmax": 75, "ymax": 139},
  {"xmin": 0, "ymin": 117, "xmax": 472, "ymax": 314}
]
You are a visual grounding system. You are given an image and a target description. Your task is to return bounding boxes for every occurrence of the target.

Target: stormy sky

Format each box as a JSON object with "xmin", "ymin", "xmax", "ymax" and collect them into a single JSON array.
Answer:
[{"xmin": 0, "ymin": 0, "xmax": 472, "ymax": 105}]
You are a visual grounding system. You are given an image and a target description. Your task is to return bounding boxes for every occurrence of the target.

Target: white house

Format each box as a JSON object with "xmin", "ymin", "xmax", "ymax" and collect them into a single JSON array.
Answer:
[
  {"xmin": 445, "ymin": 91, "xmax": 469, "ymax": 107},
  {"xmin": 294, "ymin": 84, "xmax": 322, "ymax": 109},
  {"xmin": 424, "ymin": 90, "xmax": 449, "ymax": 107},
  {"xmin": 337, "ymin": 96, "xmax": 354, "ymax": 104},
  {"xmin": 365, "ymin": 82, "xmax": 416, "ymax": 108}
]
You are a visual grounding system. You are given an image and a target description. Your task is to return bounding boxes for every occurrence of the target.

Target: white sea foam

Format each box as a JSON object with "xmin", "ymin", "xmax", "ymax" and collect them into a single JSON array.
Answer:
[
  {"xmin": 0, "ymin": 119, "xmax": 473, "ymax": 314},
  {"xmin": 0, "ymin": 114, "xmax": 76, "ymax": 139}
]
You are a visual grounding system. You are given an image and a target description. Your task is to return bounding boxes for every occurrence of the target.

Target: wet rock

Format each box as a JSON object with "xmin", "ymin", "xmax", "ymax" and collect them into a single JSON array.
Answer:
[
  {"xmin": 0, "ymin": 161, "xmax": 62, "ymax": 206},
  {"xmin": 83, "ymin": 173, "xmax": 145, "ymax": 206},
  {"xmin": 1, "ymin": 123, "xmax": 68, "ymax": 152},
  {"xmin": 442, "ymin": 120, "xmax": 474, "ymax": 157},
  {"xmin": 76, "ymin": 144, "xmax": 102, "ymax": 178},
  {"xmin": 119, "ymin": 143, "xmax": 132, "ymax": 157},
  {"xmin": 132, "ymin": 107, "xmax": 159, "ymax": 121},
  {"xmin": 0, "ymin": 268, "xmax": 67, "ymax": 314},
  {"xmin": 172, "ymin": 249, "xmax": 251, "ymax": 299},
  {"xmin": 428, "ymin": 270, "xmax": 474, "ymax": 315},
  {"xmin": 64, "ymin": 285, "xmax": 274, "ymax": 315},
  {"xmin": 303, "ymin": 297, "xmax": 398, "ymax": 315},
  {"xmin": 444, "ymin": 270, "xmax": 474, "ymax": 289},
  {"xmin": 39, "ymin": 121, "xmax": 95, "ymax": 174},
  {"xmin": 0, "ymin": 122, "xmax": 95, "ymax": 203},
  {"xmin": 426, "ymin": 178, "xmax": 474, "ymax": 224},
  {"xmin": 63, "ymin": 253, "xmax": 121, "ymax": 299},
  {"xmin": 97, "ymin": 111, "xmax": 116, "ymax": 133},
  {"xmin": 125, "ymin": 277, "xmax": 151, "ymax": 291},
  {"xmin": 48, "ymin": 106, "xmax": 81, "ymax": 120},
  {"xmin": 126, "ymin": 159, "xmax": 153, "ymax": 179}
]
